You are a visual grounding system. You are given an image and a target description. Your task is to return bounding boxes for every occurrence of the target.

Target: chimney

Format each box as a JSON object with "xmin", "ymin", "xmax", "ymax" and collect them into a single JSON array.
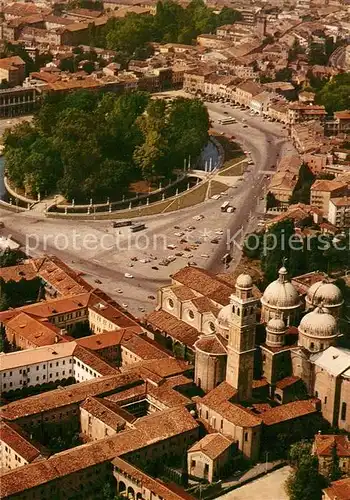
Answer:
[{"xmin": 55, "ymin": 335, "xmax": 59, "ymax": 344}]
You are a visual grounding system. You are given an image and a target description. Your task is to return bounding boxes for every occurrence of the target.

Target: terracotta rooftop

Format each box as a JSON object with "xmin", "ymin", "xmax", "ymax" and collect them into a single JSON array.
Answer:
[
  {"xmin": 3, "ymin": 312, "xmax": 65, "ymax": 348},
  {"xmin": 134, "ymin": 358, "xmax": 193, "ymax": 379},
  {"xmin": 261, "ymin": 400, "xmax": 318, "ymax": 426},
  {"xmin": 188, "ymin": 433, "xmax": 233, "ymax": 460},
  {"xmin": 200, "ymin": 382, "xmax": 262, "ymax": 428},
  {"xmin": 80, "ymin": 396, "xmax": 135, "ymax": 429},
  {"xmin": 0, "ymin": 373, "xmax": 143, "ymax": 421},
  {"xmin": 75, "ymin": 327, "xmax": 143, "ymax": 350},
  {"xmin": 171, "ymin": 266, "xmax": 234, "ymax": 306},
  {"xmin": 0, "ymin": 421, "xmax": 48, "ymax": 463},
  {"xmin": 0, "ymin": 262, "xmax": 37, "ymax": 283},
  {"xmin": 73, "ymin": 344, "xmax": 118, "ymax": 376},
  {"xmin": 323, "ymin": 478, "xmax": 350, "ymax": 500},
  {"xmin": 120, "ymin": 330, "xmax": 172, "ymax": 361},
  {"xmin": 0, "ymin": 292, "xmax": 91, "ymax": 324},
  {"xmin": 314, "ymin": 434, "xmax": 350, "ymax": 457},
  {"xmin": 191, "ymin": 296, "xmax": 220, "ymax": 316},
  {"xmin": 0, "ymin": 56, "xmax": 25, "ymax": 70},
  {"xmin": 171, "ymin": 285, "xmax": 198, "ymax": 301},
  {"xmin": 275, "ymin": 376, "xmax": 301, "ymax": 390},
  {"xmin": 144, "ymin": 309, "xmax": 200, "ymax": 347},
  {"xmin": 311, "ymin": 179, "xmax": 347, "ymax": 192},
  {"xmin": 33, "ymin": 255, "xmax": 93, "ymax": 296},
  {"xmin": 194, "ymin": 334, "xmax": 227, "ymax": 355},
  {"xmin": 0, "ymin": 407, "xmax": 199, "ymax": 498}
]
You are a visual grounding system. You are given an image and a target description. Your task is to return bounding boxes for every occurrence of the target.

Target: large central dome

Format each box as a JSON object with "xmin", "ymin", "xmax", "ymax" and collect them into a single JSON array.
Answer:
[{"xmin": 261, "ymin": 267, "xmax": 301, "ymax": 310}]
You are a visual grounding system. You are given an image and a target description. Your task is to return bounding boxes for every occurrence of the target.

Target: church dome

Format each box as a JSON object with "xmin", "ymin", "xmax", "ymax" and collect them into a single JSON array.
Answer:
[
  {"xmin": 261, "ymin": 267, "xmax": 301, "ymax": 310},
  {"xmin": 299, "ymin": 306, "xmax": 338, "ymax": 338},
  {"xmin": 306, "ymin": 281, "xmax": 343, "ymax": 308},
  {"xmin": 267, "ymin": 317, "xmax": 286, "ymax": 333},
  {"xmin": 236, "ymin": 273, "xmax": 253, "ymax": 289},
  {"xmin": 216, "ymin": 304, "xmax": 231, "ymax": 331}
]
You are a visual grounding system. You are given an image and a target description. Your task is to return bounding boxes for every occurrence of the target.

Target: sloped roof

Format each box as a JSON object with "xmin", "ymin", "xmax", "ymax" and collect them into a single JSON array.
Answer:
[
  {"xmin": 188, "ymin": 433, "xmax": 233, "ymax": 459},
  {"xmin": 310, "ymin": 346, "xmax": 350, "ymax": 377}
]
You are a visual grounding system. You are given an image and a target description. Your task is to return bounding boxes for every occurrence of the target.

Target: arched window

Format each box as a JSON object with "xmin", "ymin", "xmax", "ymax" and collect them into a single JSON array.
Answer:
[
  {"xmin": 237, "ymin": 308, "xmax": 240, "ymax": 316},
  {"xmin": 168, "ymin": 298, "xmax": 174, "ymax": 309},
  {"xmin": 232, "ymin": 305, "xmax": 235, "ymax": 314},
  {"xmin": 310, "ymin": 342, "xmax": 314, "ymax": 350},
  {"xmin": 188, "ymin": 310, "xmax": 195, "ymax": 320}
]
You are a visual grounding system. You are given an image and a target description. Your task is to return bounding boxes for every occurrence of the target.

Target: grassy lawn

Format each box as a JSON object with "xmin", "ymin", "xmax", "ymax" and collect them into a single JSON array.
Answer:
[
  {"xmin": 219, "ymin": 160, "xmax": 247, "ymax": 177},
  {"xmin": 209, "ymin": 180, "xmax": 229, "ymax": 197},
  {"xmin": 162, "ymin": 180, "xmax": 208, "ymax": 213},
  {"xmin": 47, "ymin": 181, "xmax": 209, "ymax": 219}
]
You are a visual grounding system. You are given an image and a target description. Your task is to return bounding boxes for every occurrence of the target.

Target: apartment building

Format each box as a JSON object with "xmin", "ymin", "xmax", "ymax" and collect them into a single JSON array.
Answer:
[
  {"xmin": 288, "ymin": 103, "xmax": 327, "ymax": 125},
  {"xmin": 0, "ymin": 421, "xmax": 48, "ymax": 472},
  {"xmin": 328, "ymin": 196, "xmax": 350, "ymax": 227},
  {"xmin": 0, "ymin": 56, "xmax": 25, "ymax": 87},
  {"xmin": 310, "ymin": 179, "xmax": 348, "ymax": 215},
  {"xmin": 0, "ymin": 341, "xmax": 117, "ymax": 393}
]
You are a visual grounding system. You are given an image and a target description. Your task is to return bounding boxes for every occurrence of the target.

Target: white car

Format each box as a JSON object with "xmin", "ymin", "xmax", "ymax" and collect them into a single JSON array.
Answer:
[
  {"xmin": 167, "ymin": 244, "xmax": 177, "ymax": 250},
  {"xmin": 193, "ymin": 214, "xmax": 204, "ymax": 221},
  {"xmin": 116, "ymin": 288, "xmax": 123, "ymax": 294},
  {"xmin": 124, "ymin": 273, "xmax": 133, "ymax": 279},
  {"xmin": 122, "ymin": 303, "xmax": 128, "ymax": 308}
]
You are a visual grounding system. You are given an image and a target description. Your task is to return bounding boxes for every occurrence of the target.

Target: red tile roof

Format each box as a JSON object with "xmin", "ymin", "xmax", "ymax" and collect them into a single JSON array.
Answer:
[
  {"xmin": 144, "ymin": 309, "xmax": 200, "ymax": 347},
  {"xmin": 0, "ymin": 407, "xmax": 199, "ymax": 498},
  {"xmin": 0, "ymin": 373, "xmax": 143, "ymax": 421},
  {"xmin": 80, "ymin": 396, "xmax": 135, "ymax": 429},
  {"xmin": 188, "ymin": 433, "xmax": 233, "ymax": 460},
  {"xmin": 275, "ymin": 376, "xmax": 301, "ymax": 390},
  {"xmin": 314, "ymin": 434, "xmax": 350, "ymax": 457},
  {"xmin": 323, "ymin": 478, "xmax": 350, "ymax": 500},
  {"xmin": 0, "ymin": 421, "xmax": 48, "ymax": 463},
  {"xmin": 171, "ymin": 266, "xmax": 233, "ymax": 306},
  {"xmin": 261, "ymin": 400, "xmax": 318, "ymax": 426}
]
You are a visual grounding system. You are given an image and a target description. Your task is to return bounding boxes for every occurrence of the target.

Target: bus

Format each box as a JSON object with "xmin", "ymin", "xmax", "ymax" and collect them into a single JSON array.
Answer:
[
  {"xmin": 218, "ymin": 117, "xmax": 236, "ymax": 125},
  {"xmin": 112, "ymin": 220, "xmax": 132, "ymax": 228},
  {"xmin": 221, "ymin": 201, "xmax": 230, "ymax": 212},
  {"xmin": 131, "ymin": 222, "xmax": 146, "ymax": 233}
]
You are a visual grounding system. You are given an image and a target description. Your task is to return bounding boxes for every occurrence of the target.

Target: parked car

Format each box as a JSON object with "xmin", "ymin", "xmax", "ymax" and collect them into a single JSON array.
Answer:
[{"xmin": 124, "ymin": 273, "xmax": 133, "ymax": 278}]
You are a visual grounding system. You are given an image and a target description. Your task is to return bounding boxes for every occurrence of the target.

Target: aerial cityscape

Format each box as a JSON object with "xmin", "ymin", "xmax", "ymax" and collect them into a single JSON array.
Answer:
[{"xmin": 0, "ymin": 0, "xmax": 349, "ymax": 499}]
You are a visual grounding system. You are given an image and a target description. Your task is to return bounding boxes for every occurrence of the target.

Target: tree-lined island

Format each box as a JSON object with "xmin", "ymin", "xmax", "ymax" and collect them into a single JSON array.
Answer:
[{"xmin": 3, "ymin": 91, "xmax": 209, "ymax": 202}]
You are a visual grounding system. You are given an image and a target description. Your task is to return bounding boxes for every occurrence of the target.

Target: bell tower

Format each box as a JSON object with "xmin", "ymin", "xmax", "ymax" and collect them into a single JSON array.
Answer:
[{"xmin": 226, "ymin": 273, "xmax": 258, "ymax": 401}]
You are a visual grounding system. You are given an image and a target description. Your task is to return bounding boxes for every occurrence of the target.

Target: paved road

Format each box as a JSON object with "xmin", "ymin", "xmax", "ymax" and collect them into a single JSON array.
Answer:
[
  {"xmin": 0, "ymin": 103, "xmax": 296, "ymax": 315},
  {"xmin": 204, "ymin": 102, "xmax": 295, "ymax": 273},
  {"xmin": 216, "ymin": 465, "xmax": 292, "ymax": 500}
]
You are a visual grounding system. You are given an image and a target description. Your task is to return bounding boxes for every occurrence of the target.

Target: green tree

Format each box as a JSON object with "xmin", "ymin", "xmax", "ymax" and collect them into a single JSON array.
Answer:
[
  {"xmin": 217, "ymin": 6, "xmax": 242, "ymax": 25},
  {"xmin": 329, "ymin": 441, "xmax": 342, "ymax": 481},
  {"xmin": 285, "ymin": 454, "xmax": 325, "ymax": 500},
  {"xmin": 317, "ymin": 73, "xmax": 350, "ymax": 114}
]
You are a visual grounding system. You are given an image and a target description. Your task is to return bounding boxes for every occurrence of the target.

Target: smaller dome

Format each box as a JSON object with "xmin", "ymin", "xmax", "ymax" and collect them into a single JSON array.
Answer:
[
  {"xmin": 307, "ymin": 281, "xmax": 343, "ymax": 308},
  {"xmin": 216, "ymin": 304, "xmax": 231, "ymax": 330},
  {"xmin": 236, "ymin": 273, "xmax": 253, "ymax": 289},
  {"xmin": 299, "ymin": 307, "xmax": 338, "ymax": 338},
  {"xmin": 267, "ymin": 317, "xmax": 286, "ymax": 332}
]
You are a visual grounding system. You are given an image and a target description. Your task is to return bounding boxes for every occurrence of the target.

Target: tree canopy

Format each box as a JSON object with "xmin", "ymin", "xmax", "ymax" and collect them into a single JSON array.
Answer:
[
  {"xmin": 285, "ymin": 449, "xmax": 326, "ymax": 500},
  {"xmin": 100, "ymin": 0, "xmax": 242, "ymax": 58},
  {"xmin": 4, "ymin": 90, "xmax": 209, "ymax": 201},
  {"xmin": 316, "ymin": 73, "xmax": 350, "ymax": 114}
]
